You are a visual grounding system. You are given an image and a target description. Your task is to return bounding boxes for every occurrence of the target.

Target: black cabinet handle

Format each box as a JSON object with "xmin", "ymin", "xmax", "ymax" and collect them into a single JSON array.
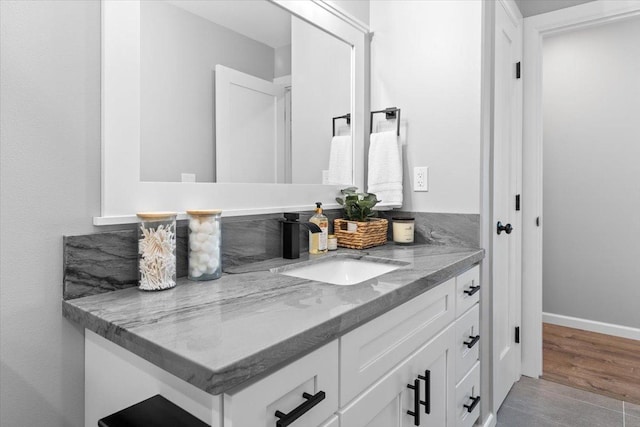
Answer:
[
  {"xmin": 464, "ymin": 335, "xmax": 480, "ymax": 349},
  {"xmin": 463, "ymin": 285, "xmax": 480, "ymax": 296},
  {"xmin": 463, "ymin": 396, "xmax": 481, "ymax": 413},
  {"xmin": 406, "ymin": 379, "xmax": 420, "ymax": 426},
  {"xmin": 418, "ymin": 370, "xmax": 431, "ymax": 414},
  {"xmin": 275, "ymin": 391, "xmax": 325, "ymax": 427},
  {"xmin": 497, "ymin": 221, "xmax": 513, "ymax": 235}
]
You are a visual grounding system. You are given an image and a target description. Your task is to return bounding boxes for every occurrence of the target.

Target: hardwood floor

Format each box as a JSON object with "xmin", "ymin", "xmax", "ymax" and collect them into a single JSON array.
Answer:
[{"xmin": 543, "ymin": 323, "xmax": 640, "ymax": 405}]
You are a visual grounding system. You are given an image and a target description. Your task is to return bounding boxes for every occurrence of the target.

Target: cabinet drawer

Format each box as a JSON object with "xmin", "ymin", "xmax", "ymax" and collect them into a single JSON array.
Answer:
[
  {"xmin": 339, "ymin": 279, "xmax": 456, "ymax": 406},
  {"xmin": 224, "ymin": 340, "xmax": 339, "ymax": 427},
  {"xmin": 455, "ymin": 361, "xmax": 480, "ymax": 427},
  {"xmin": 455, "ymin": 265, "xmax": 480, "ymax": 317},
  {"xmin": 455, "ymin": 304, "xmax": 480, "ymax": 383},
  {"xmin": 338, "ymin": 325, "xmax": 455, "ymax": 427}
]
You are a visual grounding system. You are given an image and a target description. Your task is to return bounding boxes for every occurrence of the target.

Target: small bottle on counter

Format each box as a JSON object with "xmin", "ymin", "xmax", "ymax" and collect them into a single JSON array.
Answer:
[
  {"xmin": 136, "ymin": 212, "xmax": 177, "ymax": 291},
  {"xmin": 187, "ymin": 209, "xmax": 222, "ymax": 281},
  {"xmin": 327, "ymin": 234, "xmax": 338, "ymax": 251},
  {"xmin": 309, "ymin": 202, "xmax": 328, "ymax": 254},
  {"xmin": 392, "ymin": 217, "xmax": 415, "ymax": 244}
]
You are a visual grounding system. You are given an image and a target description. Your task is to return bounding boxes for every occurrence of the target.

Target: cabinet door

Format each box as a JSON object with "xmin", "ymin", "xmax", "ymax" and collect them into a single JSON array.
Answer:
[
  {"xmin": 341, "ymin": 279, "xmax": 455, "ymax": 406},
  {"xmin": 339, "ymin": 325, "xmax": 455, "ymax": 427},
  {"xmin": 224, "ymin": 340, "xmax": 339, "ymax": 427}
]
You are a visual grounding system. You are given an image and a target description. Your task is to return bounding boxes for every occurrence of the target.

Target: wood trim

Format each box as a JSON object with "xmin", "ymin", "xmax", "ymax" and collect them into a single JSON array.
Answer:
[{"xmin": 543, "ymin": 313, "xmax": 640, "ymax": 341}]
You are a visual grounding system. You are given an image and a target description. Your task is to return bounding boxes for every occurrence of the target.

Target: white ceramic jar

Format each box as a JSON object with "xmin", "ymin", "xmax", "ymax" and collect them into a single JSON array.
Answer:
[{"xmin": 187, "ymin": 210, "xmax": 222, "ymax": 281}]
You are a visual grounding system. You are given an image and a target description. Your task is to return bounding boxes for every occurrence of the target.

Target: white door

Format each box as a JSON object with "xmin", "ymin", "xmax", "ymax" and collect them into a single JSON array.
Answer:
[
  {"xmin": 493, "ymin": 0, "xmax": 523, "ymax": 411},
  {"xmin": 215, "ymin": 64, "xmax": 285, "ymax": 183}
]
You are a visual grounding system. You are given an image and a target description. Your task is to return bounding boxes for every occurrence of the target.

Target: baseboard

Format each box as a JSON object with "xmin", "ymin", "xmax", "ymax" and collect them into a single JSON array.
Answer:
[
  {"xmin": 543, "ymin": 312, "xmax": 640, "ymax": 341},
  {"xmin": 477, "ymin": 413, "xmax": 496, "ymax": 427}
]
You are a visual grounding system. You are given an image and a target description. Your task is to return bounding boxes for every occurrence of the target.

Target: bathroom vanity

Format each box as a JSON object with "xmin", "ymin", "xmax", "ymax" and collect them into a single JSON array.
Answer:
[{"xmin": 63, "ymin": 244, "xmax": 483, "ymax": 426}]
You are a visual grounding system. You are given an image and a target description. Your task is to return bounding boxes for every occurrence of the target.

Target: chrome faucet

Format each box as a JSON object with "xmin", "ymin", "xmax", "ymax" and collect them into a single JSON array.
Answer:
[{"xmin": 281, "ymin": 212, "xmax": 322, "ymax": 259}]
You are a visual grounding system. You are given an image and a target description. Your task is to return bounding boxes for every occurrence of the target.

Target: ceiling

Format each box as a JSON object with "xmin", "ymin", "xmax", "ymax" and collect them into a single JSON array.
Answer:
[
  {"xmin": 514, "ymin": 0, "xmax": 596, "ymax": 17},
  {"xmin": 165, "ymin": 0, "xmax": 292, "ymax": 48}
]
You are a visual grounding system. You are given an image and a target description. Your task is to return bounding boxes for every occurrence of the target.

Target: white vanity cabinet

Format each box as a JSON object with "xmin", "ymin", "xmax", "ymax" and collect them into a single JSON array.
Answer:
[{"xmin": 85, "ymin": 264, "xmax": 481, "ymax": 427}]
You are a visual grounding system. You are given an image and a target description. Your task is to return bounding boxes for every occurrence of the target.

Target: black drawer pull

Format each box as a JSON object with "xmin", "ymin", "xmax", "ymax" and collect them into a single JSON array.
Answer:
[
  {"xmin": 464, "ymin": 335, "xmax": 480, "ymax": 349},
  {"xmin": 275, "ymin": 391, "xmax": 325, "ymax": 427},
  {"xmin": 406, "ymin": 378, "xmax": 420, "ymax": 426},
  {"xmin": 463, "ymin": 396, "xmax": 481, "ymax": 413},
  {"xmin": 418, "ymin": 370, "xmax": 431, "ymax": 414},
  {"xmin": 463, "ymin": 285, "xmax": 480, "ymax": 296}
]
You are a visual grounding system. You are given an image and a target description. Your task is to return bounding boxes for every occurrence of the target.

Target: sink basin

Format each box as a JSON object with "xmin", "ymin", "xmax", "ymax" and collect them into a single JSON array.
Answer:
[{"xmin": 273, "ymin": 255, "xmax": 408, "ymax": 286}]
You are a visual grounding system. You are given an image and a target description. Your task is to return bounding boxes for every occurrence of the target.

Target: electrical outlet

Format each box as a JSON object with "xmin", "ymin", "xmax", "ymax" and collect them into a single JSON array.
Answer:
[
  {"xmin": 414, "ymin": 167, "xmax": 428, "ymax": 192},
  {"xmin": 181, "ymin": 173, "xmax": 196, "ymax": 183}
]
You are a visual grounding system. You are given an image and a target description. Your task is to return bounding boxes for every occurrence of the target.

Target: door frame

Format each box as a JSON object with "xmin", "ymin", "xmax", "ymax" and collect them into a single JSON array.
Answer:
[{"xmin": 521, "ymin": 0, "xmax": 640, "ymax": 378}]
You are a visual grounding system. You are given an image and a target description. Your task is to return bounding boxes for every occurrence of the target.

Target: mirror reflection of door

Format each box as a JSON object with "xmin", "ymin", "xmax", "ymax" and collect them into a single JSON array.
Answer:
[{"xmin": 215, "ymin": 65, "xmax": 285, "ymax": 183}]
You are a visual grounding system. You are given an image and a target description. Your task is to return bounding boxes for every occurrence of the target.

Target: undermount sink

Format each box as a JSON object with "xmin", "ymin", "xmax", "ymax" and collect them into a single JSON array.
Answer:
[{"xmin": 273, "ymin": 254, "xmax": 408, "ymax": 286}]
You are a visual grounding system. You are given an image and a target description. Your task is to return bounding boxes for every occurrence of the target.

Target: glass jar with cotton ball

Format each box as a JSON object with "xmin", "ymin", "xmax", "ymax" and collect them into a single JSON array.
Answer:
[{"xmin": 187, "ymin": 210, "xmax": 222, "ymax": 281}]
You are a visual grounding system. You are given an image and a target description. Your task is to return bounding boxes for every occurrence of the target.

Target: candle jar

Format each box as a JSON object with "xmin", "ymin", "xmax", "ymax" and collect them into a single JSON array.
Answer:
[
  {"xmin": 392, "ymin": 217, "xmax": 415, "ymax": 244},
  {"xmin": 136, "ymin": 212, "xmax": 177, "ymax": 291},
  {"xmin": 187, "ymin": 210, "xmax": 222, "ymax": 281},
  {"xmin": 327, "ymin": 234, "xmax": 338, "ymax": 251}
]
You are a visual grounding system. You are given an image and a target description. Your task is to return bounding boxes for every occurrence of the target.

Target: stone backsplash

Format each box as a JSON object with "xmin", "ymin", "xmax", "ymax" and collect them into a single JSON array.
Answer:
[{"xmin": 63, "ymin": 210, "xmax": 479, "ymax": 300}]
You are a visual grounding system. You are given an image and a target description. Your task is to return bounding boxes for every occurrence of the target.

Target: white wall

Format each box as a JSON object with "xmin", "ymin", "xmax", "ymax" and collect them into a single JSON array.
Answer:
[
  {"xmin": 370, "ymin": 0, "xmax": 482, "ymax": 213},
  {"xmin": 0, "ymin": 1, "xmax": 100, "ymax": 426},
  {"xmin": 274, "ymin": 44, "xmax": 292, "ymax": 78},
  {"xmin": 140, "ymin": 1, "xmax": 275, "ymax": 183},
  {"xmin": 543, "ymin": 16, "xmax": 640, "ymax": 328},
  {"xmin": 291, "ymin": 16, "xmax": 351, "ymax": 184},
  {"xmin": 326, "ymin": 0, "xmax": 370, "ymax": 26}
]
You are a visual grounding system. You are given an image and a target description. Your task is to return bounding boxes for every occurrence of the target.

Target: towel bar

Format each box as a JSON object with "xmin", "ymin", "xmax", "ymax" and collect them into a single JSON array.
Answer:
[
  {"xmin": 370, "ymin": 107, "xmax": 401, "ymax": 136},
  {"xmin": 332, "ymin": 113, "xmax": 351, "ymax": 137}
]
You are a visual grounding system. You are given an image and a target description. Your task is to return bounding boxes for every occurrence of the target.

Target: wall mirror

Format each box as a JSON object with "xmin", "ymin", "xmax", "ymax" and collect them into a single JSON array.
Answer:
[
  {"xmin": 99, "ymin": 0, "xmax": 368, "ymax": 224},
  {"xmin": 140, "ymin": 0, "xmax": 352, "ymax": 185}
]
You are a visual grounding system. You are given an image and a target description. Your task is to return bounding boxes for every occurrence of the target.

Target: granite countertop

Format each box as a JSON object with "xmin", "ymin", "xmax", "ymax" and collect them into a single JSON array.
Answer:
[{"xmin": 62, "ymin": 243, "xmax": 484, "ymax": 396}]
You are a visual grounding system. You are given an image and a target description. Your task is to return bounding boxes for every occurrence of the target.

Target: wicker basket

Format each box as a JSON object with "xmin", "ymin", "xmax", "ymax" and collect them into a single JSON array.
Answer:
[{"xmin": 334, "ymin": 218, "xmax": 388, "ymax": 250}]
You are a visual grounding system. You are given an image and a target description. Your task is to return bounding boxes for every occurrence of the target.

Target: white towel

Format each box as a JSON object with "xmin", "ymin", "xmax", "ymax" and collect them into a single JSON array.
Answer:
[
  {"xmin": 327, "ymin": 135, "xmax": 353, "ymax": 185},
  {"xmin": 367, "ymin": 131, "xmax": 403, "ymax": 208}
]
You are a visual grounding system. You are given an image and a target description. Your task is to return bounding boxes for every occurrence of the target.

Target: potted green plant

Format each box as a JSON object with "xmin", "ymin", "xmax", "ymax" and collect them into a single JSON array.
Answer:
[
  {"xmin": 334, "ymin": 188, "xmax": 389, "ymax": 249},
  {"xmin": 335, "ymin": 187, "xmax": 381, "ymax": 223}
]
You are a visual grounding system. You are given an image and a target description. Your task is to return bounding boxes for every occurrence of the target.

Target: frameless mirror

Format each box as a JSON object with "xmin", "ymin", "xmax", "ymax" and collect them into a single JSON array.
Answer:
[{"xmin": 139, "ymin": 0, "xmax": 352, "ymax": 185}]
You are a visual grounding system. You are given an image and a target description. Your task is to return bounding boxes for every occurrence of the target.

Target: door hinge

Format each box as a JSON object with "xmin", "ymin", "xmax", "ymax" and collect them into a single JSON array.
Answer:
[
  {"xmin": 515, "ymin": 194, "xmax": 521, "ymax": 211},
  {"xmin": 516, "ymin": 62, "xmax": 521, "ymax": 79},
  {"xmin": 515, "ymin": 326, "xmax": 521, "ymax": 344},
  {"xmin": 536, "ymin": 217, "xmax": 540, "ymax": 227}
]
